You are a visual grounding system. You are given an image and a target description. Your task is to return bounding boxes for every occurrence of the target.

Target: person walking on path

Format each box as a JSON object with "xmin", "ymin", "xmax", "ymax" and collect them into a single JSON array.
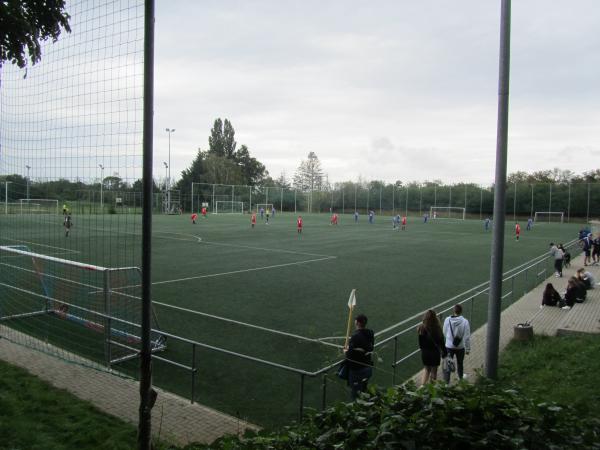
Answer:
[
  {"xmin": 549, "ymin": 242, "xmax": 564, "ymax": 277},
  {"xmin": 344, "ymin": 314, "xmax": 374, "ymax": 400},
  {"xmin": 417, "ymin": 310, "xmax": 447, "ymax": 384},
  {"xmin": 443, "ymin": 304, "xmax": 471, "ymax": 383}
]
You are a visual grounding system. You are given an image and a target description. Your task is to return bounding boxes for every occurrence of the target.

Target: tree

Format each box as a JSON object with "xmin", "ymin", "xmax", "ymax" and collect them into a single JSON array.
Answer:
[
  {"xmin": 208, "ymin": 118, "xmax": 236, "ymax": 158},
  {"xmin": 293, "ymin": 152, "xmax": 324, "ymax": 192},
  {"xmin": 0, "ymin": 1, "xmax": 71, "ymax": 70},
  {"xmin": 234, "ymin": 144, "xmax": 268, "ymax": 185},
  {"xmin": 274, "ymin": 171, "xmax": 291, "ymax": 190}
]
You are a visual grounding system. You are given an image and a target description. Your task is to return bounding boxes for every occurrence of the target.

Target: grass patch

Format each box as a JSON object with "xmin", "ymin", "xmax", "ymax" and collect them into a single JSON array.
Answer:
[
  {"xmin": 498, "ymin": 334, "xmax": 600, "ymax": 417},
  {"xmin": 0, "ymin": 358, "xmax": 171, "ymax": 450}
]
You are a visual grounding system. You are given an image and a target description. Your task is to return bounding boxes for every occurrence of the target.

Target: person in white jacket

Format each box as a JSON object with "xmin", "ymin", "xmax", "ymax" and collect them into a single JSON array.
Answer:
[{"xmin": 443, "ymin": 304, "xmax": 471, "ymax": 383}]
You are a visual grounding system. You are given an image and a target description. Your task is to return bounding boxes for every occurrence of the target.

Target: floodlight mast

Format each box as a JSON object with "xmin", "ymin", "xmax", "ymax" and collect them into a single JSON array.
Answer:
[
  {"xmin": 99, "ymin": 164, "xmax": 104, "ymax": 213},
  {"xmin": 165, "ymin": 128, "xmax": 175, "ymax": 213},
  {"xmin": 25, "ymin": 165, "xmax": 31, "ymax": 200}
]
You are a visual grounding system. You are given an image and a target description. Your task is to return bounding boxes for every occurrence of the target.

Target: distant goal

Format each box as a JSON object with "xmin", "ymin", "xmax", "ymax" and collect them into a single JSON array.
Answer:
[
  {"xmin": 214, "ymin": 201, "xmax": 244, "ymax": 214},
  {"xmin": 430, "ymin": 206, "xmax": 466, "ymax": 220},
  {"xmin": 534, "ymin": 211, "xmax": 564, "ymax": 223},
  {"xmin": 256, "ymin": 203, "xmax": 273, "ymax": 214},
  {"xmin": 17, "ymin": 198, "xmax": 59, "ymax": 215}
]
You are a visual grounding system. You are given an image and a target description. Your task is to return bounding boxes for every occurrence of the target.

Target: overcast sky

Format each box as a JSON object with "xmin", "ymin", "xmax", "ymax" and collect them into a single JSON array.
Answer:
[{"xmin": 153, "ymin": 1, "xmax": 600, "ymax": 185}]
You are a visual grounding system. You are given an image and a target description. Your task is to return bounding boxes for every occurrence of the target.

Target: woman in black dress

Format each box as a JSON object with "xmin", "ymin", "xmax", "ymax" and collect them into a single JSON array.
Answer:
[{"xmin": 418, "ymin": 309, "xmax": 447, "ymax": 384}]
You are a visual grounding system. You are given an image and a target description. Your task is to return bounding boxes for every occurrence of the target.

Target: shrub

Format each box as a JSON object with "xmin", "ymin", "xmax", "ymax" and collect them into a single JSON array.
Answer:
[{"xmin": 184, "ymin": 381, "xmax": 600, "ymax": 450}]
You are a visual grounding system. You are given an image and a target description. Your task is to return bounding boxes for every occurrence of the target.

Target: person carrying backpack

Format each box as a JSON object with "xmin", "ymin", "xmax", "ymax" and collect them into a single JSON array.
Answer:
[{"xmin": 443, "ymin": 304, "xmax": 471, "ymax": 383}]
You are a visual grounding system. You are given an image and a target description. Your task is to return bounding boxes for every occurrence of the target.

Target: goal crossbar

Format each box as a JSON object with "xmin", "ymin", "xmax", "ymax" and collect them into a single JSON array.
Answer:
[
  {"xmin": 534, "ymin": 211, "xmax": 564, "ymax": 223},
  {"xmin": 214, "ymin": 200, "xmax": 244, "ymax": 214},
  {"xmin": 430, "ymin": 206, "xmax": 466, "ymax": 220}
]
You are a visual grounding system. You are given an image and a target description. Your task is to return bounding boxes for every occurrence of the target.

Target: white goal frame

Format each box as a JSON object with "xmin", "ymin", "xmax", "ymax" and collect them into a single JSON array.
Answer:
[
  {"xmin": 0, "ymin": 245, "xmax": 165, "ymax": 367},
  {"xmin": 256, "ymin": 203, "xmax": 274, "ymax": 214},
  {"xmin": 19, "ymin": 198, "xmax": 59, "ymax": 214},
  {"xmin": 430, "ymin": 206, "xmax": 466, "ymax": 220},
  {"xmin": 214, "ymin": 201, "xmax": 244, "ymax": 214},
  {"xmin": 534, "ymin": 211, "xmax": 564, "ymax": 223}
]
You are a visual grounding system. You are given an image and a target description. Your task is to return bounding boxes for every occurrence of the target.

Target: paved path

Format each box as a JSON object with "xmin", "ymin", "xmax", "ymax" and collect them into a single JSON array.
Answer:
[
  {"xmin": 414, "ymin": 253, "xmax": 600, "ymax": 385},
  {"xmin": 0, "ymin": 328, "xmax": 259, "ymax": 446}
]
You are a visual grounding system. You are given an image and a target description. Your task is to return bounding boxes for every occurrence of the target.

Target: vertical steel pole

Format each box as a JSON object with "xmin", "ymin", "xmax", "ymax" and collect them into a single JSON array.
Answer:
[
  {"xmin": 587, "ymin": 183, "xmax": 591, "ymax": 222},
  {"xmin": 191, "ymin": 183, "xmax": 194, "ymax": 214},
  {"xmin": 513, "ymin": 182, "xmax": 517, "ymax": 222},
  {"xmin": 379, "ymin": 185, "xmax": 382, "ymax": 215},
  {"xmin": 449, "ymin": 185, "xmax": 452, "ymax": 207},
  {"xmin": 392, "ymin": 186, "xmax": 395, "ymax": 215},
  {"xmin": 434, "ymin": 184, "xmax": 437, "ymax": 207},
  {"xmin": 231, "ymin": 185, "xmax": 234, "ymax": 213},
  {"xmin": 191, "ymin": 344, "xmax": 196, "ymax": 404},
  {"xmin": 103, "ymin": 270, "xmax": 112, "ymax": 369},
  {"xmin": 464, "ymin": 184, "xmax": 467, "ymax": 212},
  {"xmin": 480, "ymin": 186, "xmax": 483, "ymax": 219},
  {"xmin": 139, "ymin": 1, "xmax": 155, "ymax": 447},
  {"xmin": 567, "ymin": 183, "xmax": 571, "ymax": 222},
  {"xmin": 211, "ymin": 184, "xmax": 215, "ymax": 212},
  {"xmin": 405, "ymin": 186, "xmax": 408, "ymax": 216},
  {"xmin": 299, "ymin": 374, "xmax": 305, "ymax": 420},
  {"xmin": 530, "ymin": 184, "xmax": 534, "ymax": 219},
  {"xmin": 486, "ymin": 0, "xmax": 511, "ymax": 380},
  {"xmin": 419, "ymin": 185, "xmax": 422, "ymax": 216},
  {"xmin": 354, "ymin": 185, "xmax": 357, "ymax": 212},
  {"xmin": 548, "ymin": 183, "xmax": 552, "ymax": 223}
]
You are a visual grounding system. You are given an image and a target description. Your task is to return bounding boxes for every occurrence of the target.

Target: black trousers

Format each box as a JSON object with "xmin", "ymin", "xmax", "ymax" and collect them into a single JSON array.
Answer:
[
  {"xmin": 554, "ymin": 259, "xmax": 563, "ymax": 276},
  {"xmin": 445, "ymin": 347, "xmax": 466, "ymax": 380}
]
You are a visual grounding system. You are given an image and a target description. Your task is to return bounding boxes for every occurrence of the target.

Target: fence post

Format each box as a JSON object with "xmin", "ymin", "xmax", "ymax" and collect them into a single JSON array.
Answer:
[
  {"xmin": 103, "ymin": 270, "xmax": 112, "ymax": 369},
  {"xmin": 191, "ymin": 343, "xmax": 196, "ymax": 404},
  {"xmin": 321, "ymin": 373, "xmax": 327, "ymax": 410},
  {"xmin": 299, "ymin": 374, "xmax": 305, "ymax": 420},
  {"xmin": 392, "ymin": 336, "xmax": 398, "ymax": 385}
]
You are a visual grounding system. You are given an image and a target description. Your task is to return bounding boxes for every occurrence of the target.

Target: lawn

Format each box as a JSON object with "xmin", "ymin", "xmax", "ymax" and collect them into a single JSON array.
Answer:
[{"xmin": 0, "ymin": 212, "xmax": 583, "ymax": 425}]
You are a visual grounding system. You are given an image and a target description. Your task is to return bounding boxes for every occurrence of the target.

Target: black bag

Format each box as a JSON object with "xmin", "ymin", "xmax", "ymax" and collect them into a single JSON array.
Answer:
[
  {"xmin": 450, "ymin": 321, "xmax": 462, "ymax": 347},
  {"xmin": 337, "ymin": 360, "xmax": 349, "ymax": 380}
]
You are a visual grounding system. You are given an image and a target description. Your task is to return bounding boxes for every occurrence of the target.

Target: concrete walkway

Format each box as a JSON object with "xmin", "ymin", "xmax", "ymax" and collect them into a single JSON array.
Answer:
[
  {"xmin": 418, "ymin": 253, "xmax": 600, "ymax": 385},
  {"xmin": 0, "ymin": 328, "xmax": 258, "ymax": 446}
]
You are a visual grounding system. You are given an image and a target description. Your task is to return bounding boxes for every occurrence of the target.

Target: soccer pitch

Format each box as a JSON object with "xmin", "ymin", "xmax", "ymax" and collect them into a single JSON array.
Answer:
[{"xmin": 0, "ymin": 212, "xmax": 582, "ymax": 425}]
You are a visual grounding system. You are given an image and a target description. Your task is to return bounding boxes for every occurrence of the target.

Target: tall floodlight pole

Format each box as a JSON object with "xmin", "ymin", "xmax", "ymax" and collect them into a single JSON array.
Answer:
[
  {"xmin": 25, "ymin": 165, "xmax": 31, "ymax": 200},
  {"xmin": 165, "ymin": 128, "xmax": 175, "ymax": 213},
  {"xmin": 5, "ymin": 181, "xmax": 11, "ymax": 214},
  {"xmin": 486, "ymin": 0, "xmax": 511, "ymax": 380},
  {"xmin": 163, "ymin": 162, "xmax": 168, "ymax": 213},
  {"xmin": 99, "ymin": 164, "xmax": 104, "ymax": 213},
  {"xmin": 140, "ymin": 1, "xmax": 155, "ymax": 448}
]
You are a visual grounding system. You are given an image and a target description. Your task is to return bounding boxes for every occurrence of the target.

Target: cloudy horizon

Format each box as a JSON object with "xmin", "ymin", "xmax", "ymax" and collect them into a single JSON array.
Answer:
[{"xmin": 153, "ymin": 1, "xmax": 597, "ymax": 185}]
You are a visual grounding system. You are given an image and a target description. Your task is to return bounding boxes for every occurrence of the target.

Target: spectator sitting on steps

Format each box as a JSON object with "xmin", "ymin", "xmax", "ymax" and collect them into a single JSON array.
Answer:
[{"xmin": 541, "ymin": 283, "xmax": 562, "ymax": 307}]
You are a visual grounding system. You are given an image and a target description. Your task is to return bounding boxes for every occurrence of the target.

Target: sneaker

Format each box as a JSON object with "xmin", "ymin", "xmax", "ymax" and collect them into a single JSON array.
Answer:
[
  {"xmin": 561, "ymin": 306, "xmax": 571, "ymax": 310},
  {"xmin": 555, "ymin": 273, "xmax": 559, "ymax": 277}
]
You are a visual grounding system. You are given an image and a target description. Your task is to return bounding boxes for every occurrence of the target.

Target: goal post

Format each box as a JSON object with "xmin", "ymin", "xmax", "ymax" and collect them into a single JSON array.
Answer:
[
  {"xmin": 214, "ymin": 201, "xmax": 244, "ymax": 214},
  {"xmin": 430, "ymin": 206, "xmax": 466, "ymax": 220},
  {"xmin": 534, "ymin": 211, "xmax": 564, "ymax": 223},
  {"xmin": 0, "ymin": 245, "xmax": 165, "ymax": 367},
  {"xmin": 256, "ymin": 203, "xmax": 274, "ymax": 214},
  {"xmin": 18, "ymin": 198, "xmax": 59, "ymax": 214}
]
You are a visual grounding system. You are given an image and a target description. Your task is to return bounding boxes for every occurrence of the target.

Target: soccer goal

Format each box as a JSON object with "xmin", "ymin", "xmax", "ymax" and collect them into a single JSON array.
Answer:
[
  {"xmin": 19, "ymin": 198, "xmax": 59, "ymax": 214},
  {"xmin": 0, "ymin": 245, "xmax": 166, "ymax": 367},
  {"xmin": 256, "ymin": 203, "xmax": 273, "ymax": 214},
  {"xmin": 534, "ymin": 211, "xmax": 564, "ymax": 223},
  {"xmin": 430, "ymin": 206, "xmax": 466, "ymax": 220},
  {"xmin": 215, "ymin": 201, "xmax": 244, "ymax": 214}
]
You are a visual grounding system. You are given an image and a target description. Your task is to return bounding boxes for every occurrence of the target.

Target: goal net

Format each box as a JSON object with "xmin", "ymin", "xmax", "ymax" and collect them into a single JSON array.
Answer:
[
  {"xmin": 215, "ymin": 201, "xmax": 244, "ymax": 214},
  {"xmin": 430, "ymin": 206, "xmax": 466, "ymax": 220},
  {"xmin": 256, "ymin": 203, "xmax": 274, "ymax": 214},
  {"xmin": 0, "ymin": 245, "xmax": 165, "ymax": 367},
  {"xmin": 534, "ymin": 211, "xmax": 564, "ymax": 223},
  {"xmin": 18, "ymin": 199, "xmax": 59, "ymax": 215}
]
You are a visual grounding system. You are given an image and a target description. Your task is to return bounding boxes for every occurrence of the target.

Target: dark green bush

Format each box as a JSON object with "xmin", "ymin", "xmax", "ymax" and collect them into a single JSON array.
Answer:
[{"xmin": 185, "ymin": 381, "xmax": 600, "ymax": 450}]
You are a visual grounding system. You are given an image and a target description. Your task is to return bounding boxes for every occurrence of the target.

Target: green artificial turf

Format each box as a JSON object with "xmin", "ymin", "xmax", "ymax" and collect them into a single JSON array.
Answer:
[{"xmin": 0, "ymin": 212, "xmax": 583, "ymax": 425}]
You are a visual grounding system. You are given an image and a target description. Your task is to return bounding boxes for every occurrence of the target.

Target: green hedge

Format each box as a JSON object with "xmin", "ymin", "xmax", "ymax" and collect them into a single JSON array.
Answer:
[{"xmin": 185, "ymin": 381, "xmax": 600, "ymax": 450}]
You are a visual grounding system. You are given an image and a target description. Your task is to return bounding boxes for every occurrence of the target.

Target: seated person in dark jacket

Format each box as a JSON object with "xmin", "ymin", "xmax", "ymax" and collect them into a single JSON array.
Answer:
[
  {"xmin": 541, "ymin": 283, "xmax": 562, "ymax": 307},
  {"xmin": 576, "ymin": 268, "xmax": 593, "ymax": 290},
  {"xmin": 570, "ymin": 276, "xmax": 587, "ymax": 302},
  {"xmin": 564, "ymin": 279, "xmax": 579, "ymax": 308},
  {"xmin": 345, "ymin": 314, "xmax": 374, "ymax": 400}
]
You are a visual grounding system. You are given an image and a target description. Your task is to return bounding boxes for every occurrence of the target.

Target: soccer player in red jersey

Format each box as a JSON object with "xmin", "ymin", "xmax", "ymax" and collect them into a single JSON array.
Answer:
[
  {"xmin": 191, "ymin": 213, "xmax": 198, "ymax": 224},
  {"xmin": 401, "ymin": 216, "xmax": 407, "ymax": 230},
  {"xmin": 297, "ymin": 216, "xmax": 303, "ymax": 234},
  {"xmin": 201, "ymin": 207, "xmax": 207, "ymax": 217},
  {"xmin": 515, "ymin": 222, "xmax": 521, "ymax": 241},
  {"xmin": 330, "ymin": 213, "xmax": 338, "ymax": 225},
  {"xmin": 251, "ymin": 212, "xmax": 257, "ymax": 228}
]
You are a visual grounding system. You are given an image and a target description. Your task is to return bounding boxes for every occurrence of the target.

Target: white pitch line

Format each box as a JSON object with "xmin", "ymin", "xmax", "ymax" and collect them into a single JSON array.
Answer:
[
  {"xmin": 154, "ymin": 231, "xmax": 336, "ymax": 258},
  {"xmin": 152, "ymin": 255, "xmax": 337, "ymax": 286}
]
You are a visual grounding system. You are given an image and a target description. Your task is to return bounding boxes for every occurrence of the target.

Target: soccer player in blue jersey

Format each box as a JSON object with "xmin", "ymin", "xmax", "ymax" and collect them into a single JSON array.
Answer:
[
  {"xmin": 484, "ymin": 217, "xmax": 490, "ymax": 231},
  {"xmin": 354, "ymin": 211, "xmax": 359, "ymax": 223},
  {"xmin": 527, "ymin": 217, "xmax": 533, "ymax": 230}
]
